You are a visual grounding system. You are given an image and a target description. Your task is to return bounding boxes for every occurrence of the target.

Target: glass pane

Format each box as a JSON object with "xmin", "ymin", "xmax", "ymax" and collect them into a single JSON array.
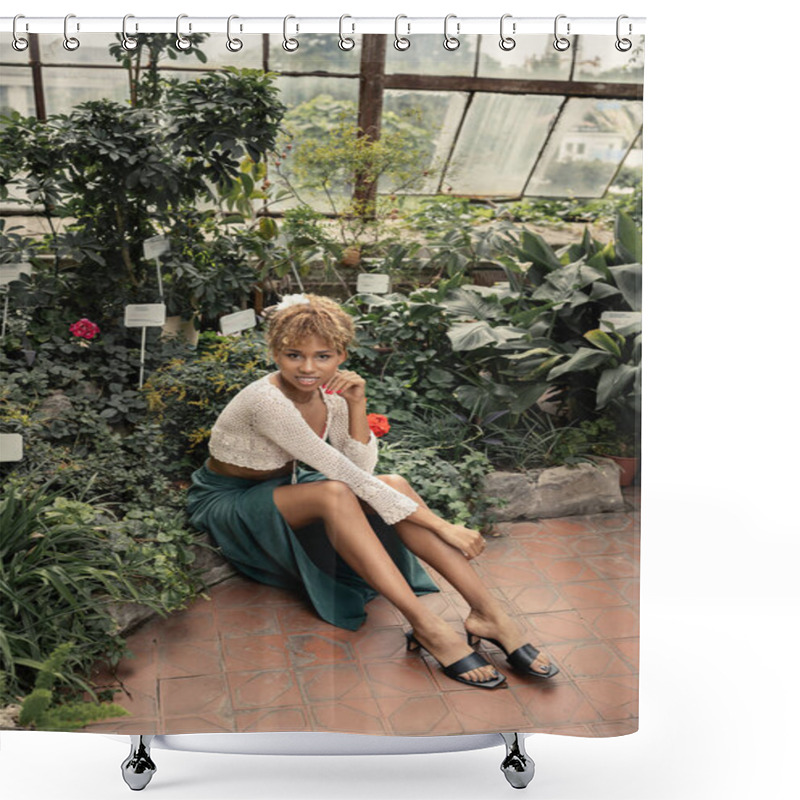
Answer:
[
  {"xmin": 275, "ymin": 75, "xmax": 358, "ymax": 108},
  {"xmin": 185, "ymin": 34, "xmax": 263, "ymax": 69},
  {"xmin": 0, "ymin": 67, "xmax": 35, "ymax": 117},
  {"xmin": 526, "ymin": 97, "xmax": 644, "ymax": 198},
  {"xmin": 385, "ymin": 36, "xmax": 477, "ymax": 76},
  {"xmin": 269, "ymin": 34, "xmax": 362, "ymax": 74},
  {"xmin": 381, "ymin": 90, "xmax": 469, "ymax": 194},
  {"xmin": 444, "ymin": 93, "xmax": 564, "ymax": 197},
  {"xmin": 41, "ymin": 67, "xmax": 130, "ymax": 115},
  {"xmin": 610, "ymin": 132, "xmax": 643, "ymax": 190},
  {"xmin": 1, "ymin": 38, "xmax": 33, "ymax": 64},
  {"xmin": 574, "ymin": 35, "xmax": 645, "ymax": 84},
  {"xmin": 267, "ymin": 77, "xmax": 360, "ymax": 213},
  {"xmin": 477, "ymin": 35, "xmax": 572, "ymax": 80},
  {"xmin": 36, "ymin": 34, "xmax": 120, "ymax": 66}
]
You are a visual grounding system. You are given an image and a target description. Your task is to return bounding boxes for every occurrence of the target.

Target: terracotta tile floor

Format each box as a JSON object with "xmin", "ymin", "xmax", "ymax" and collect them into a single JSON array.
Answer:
[{"xmin": 82, "ymin": 487, "xmax": 639, "ymax": 738}]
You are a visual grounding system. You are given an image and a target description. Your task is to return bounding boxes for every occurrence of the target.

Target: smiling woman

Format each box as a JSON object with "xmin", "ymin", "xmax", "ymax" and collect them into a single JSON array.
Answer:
[{"xmin": 187, "ymin": 293, "xmax": 557, "ymax": 691}]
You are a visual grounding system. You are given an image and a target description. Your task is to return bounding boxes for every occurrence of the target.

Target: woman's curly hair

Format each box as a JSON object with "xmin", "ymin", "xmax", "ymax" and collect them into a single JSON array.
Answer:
[{"xmin": 266, "ymin": 294, "xmax": 355, "ymax": 355}]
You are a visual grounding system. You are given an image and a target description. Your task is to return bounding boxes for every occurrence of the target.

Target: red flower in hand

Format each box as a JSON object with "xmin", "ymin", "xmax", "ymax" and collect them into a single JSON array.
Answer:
[
  {"xmin": 367, "ymin": 413, "xmax": 390, "ymax": 438},
  {"xmin": 69, "ymin": 318, "xmax": 100, "ymax": 340}
]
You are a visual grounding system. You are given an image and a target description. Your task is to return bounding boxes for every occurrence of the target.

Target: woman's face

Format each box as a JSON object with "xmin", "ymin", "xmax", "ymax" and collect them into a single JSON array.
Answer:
[{"xmin": 273, "ymin": 335, "xmax": 346, "ymax": 395}]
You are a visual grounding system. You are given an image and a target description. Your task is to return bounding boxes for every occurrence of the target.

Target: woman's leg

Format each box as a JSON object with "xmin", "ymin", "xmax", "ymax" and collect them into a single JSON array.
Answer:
[
  {"xmin": 375, "ymin": 474, "xmax": 552, "ymax": 675},
  {"xmin": 272, "ymin": 479, "xmax": 499, "ymax": 683}
]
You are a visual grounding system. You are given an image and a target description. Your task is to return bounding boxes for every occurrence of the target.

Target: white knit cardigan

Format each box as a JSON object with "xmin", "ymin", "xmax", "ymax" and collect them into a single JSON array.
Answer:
[{"xmin": 208, "ymin": 374, "xmax": 419, "ymax": 525}]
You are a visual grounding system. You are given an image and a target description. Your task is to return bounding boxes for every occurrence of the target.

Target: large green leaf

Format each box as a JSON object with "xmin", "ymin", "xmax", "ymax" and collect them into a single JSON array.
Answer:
[
  {"xmin": 615, "ymin": 211, "xmax": 642, "ymax": 263},
  {"xmin": 446, "ymin": 321, "xmax": 501, "ymax": 351},
  {"xmin": 608, "ymin": 263, "xmax": 642, "ymax": 311},
  {"xmin": 596, "ymin": 363, "xmax": 639, "ymax": 409},
  {"xmin": 440, "ymin": 287, "xmax": 502, "ymax": 320},
  {"xmin": 547, "ymin": 347, "xmax": 612, "ymax": 380},
  {"xmin": 584, "ymin": 329, "xmax": 622, "ymax": 358},
  {"xmin": 600, "ymin": 310, "xmax": 642, "ymax": 337}
]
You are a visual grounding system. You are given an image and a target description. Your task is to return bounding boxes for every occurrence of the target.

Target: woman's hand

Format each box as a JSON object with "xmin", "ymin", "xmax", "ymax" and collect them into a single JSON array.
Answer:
[
  {"xmin": 438, "ymin": 523, "xmax": 486, "ymax": 560},
  {"xmin": 322, "ymin": 370, "xmax": 367, "ymax": 404}
]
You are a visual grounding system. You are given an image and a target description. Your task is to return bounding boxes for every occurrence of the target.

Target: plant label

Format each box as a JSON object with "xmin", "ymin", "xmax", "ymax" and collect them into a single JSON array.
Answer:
[
  {"xmin": 143, "ymin": 235, "xmax": 170, "ymax": 260},
  {"xmin": 0, "ymin": 262, "xmax": 32, "ymax": 287},
  {"xmin": 124, "ymin": 303, "xmax": 166, "ymax": 327},
  {"xmin": 0, "ymin": 433, "xmax": 23, "ymax": 462},
  {"xmin": 356, "ymin": 273, "xmax": 391, "ymax": 294},
  {"xmin": 219, "ymin": 308, "xmax": 256, "ymax": 335}
]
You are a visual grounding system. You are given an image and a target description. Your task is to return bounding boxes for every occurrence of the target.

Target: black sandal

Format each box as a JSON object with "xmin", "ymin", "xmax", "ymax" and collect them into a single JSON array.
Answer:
[
  {"xmin": 467, "ymin": 632, "xmax": 559, "ymax": 679},
  {"xmin": 405, "ymin": 631, "xmax": 507, "ymax": 689}
]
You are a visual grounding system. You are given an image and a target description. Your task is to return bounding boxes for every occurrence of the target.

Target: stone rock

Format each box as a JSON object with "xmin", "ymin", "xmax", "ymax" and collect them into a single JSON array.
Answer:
[
  {"xmin": 33, "ymin": 390, "xmax": 73, "ymax": 421},
  {"xmin": 484, "ymin": 459, "xmax": 624, "ymax": 521},
  {"xmin": 108, "ymin": 534, "xmax": 236, "ymax": 637}
]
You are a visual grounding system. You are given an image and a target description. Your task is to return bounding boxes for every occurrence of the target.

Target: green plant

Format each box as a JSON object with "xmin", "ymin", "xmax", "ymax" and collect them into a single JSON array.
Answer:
[
  {"xmin": 17, "ymin": 643, "xmax": 129, "ymax": 731},
  {"xmin": 376, "ymin": 442, "xmax": 498, "ymax": 530},
  {"xmin": 143, "ymin": 330, "xmax": 272, "ymax": 472},
  {"xmin": 0, "ymin": 477, "xmax": 204, "ymax": 703},
  {"xmin": 0, "ymin": 67, "xmax": 286, "ymax": 336}
]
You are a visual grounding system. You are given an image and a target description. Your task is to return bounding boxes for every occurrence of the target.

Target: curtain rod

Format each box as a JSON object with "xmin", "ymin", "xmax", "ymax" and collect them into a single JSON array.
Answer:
[{"xmin": 1, "ymin": 16, "xmax": 646, "ymax": 37}]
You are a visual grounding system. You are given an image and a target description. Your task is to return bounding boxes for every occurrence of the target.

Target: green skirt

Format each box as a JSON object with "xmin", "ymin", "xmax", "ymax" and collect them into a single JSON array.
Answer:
[{"xmin": 186, "ymin": 462, "xmax": 439, "ymax": 631}]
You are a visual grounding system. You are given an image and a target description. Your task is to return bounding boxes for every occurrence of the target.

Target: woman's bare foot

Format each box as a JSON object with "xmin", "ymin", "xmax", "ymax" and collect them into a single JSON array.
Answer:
[
  {"xmin": 464, "ymin": 608, "xmax": 553, "ymax": 675},
  {"xmin": 411, "ymin": 617, "xmax": 500, "ymax": 684}
]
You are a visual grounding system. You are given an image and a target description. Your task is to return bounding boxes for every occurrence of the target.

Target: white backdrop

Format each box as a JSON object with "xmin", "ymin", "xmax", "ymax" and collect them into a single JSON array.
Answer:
[{"xmin": 2, "ymin": 1, "xmax": 798, "ymax": 798}]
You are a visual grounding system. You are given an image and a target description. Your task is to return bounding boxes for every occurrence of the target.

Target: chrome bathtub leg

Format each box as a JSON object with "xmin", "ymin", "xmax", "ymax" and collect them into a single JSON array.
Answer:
[
  {"xmin": 121, "ymin": 735, "xmax": 156, "ymax": 791},
  {"xmin": 499, "ymin": 732, "xmax": 535, "ymax": 789}
]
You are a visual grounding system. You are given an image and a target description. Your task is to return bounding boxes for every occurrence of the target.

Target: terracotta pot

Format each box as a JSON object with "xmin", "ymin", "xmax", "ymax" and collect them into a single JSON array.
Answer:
[
  {"xmin": 340, "ymin": 247, "xmax": 361, "ymax": 268},
  {"xmin": 607, "ymin": 455, "xmax": 639, "ymax": 487}
]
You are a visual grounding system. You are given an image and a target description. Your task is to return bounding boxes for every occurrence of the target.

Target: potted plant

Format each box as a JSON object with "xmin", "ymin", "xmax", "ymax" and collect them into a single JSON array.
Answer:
[{"xmin": 575, "ymin": 415, "xmax": 640, "ymax": 487}]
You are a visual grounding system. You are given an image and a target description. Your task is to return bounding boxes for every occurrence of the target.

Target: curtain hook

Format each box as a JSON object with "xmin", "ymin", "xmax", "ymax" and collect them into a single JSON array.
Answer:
[
  {"xmin": 443, "ymin": 13, "xmax": 460, "ymax": 51},
  {"xmin": 282, "ymin": 15, "xmax": 299, "ymax": 52},
  {"xmin": 175, "ymin": 13, "xmax": 191, "ymax": 51},
  {"xmin": 394, "ymin": 14, "xmax": 411, "ymax": 51},
  {"xmin": 63, "ymin": 13, "xmax": 80, "ymax": 51},
  {"xmin": 226, "ymin": 15, "xmax": 243, "ymax": 52},
  {"xmin": 121, "ymin": 14, "xmax": 138, "ymax": 51},
  {"xmin": 615, "ymin": 14, "xmax": 633, "ymax": 52},
  {"xmin": 338, "ymin": 14, "xmax": 355, "ymax": 51},
  {"xmin": 12, "ymin": 14, "xmax": 29, "ymax": 52},
  {"xmin": 499, "ymin": 13, "xmax": 516, "ymax": 51},
  {"xmin": 553, "ymin": 14, "xmax": 570, "ymax": 51}
]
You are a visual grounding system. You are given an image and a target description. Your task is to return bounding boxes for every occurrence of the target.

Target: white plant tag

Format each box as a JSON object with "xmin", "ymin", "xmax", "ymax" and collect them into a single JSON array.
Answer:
[
  {"xmin": 124, "ymin": 303, "xmax": 167, "ymax": 327},
  {"xmin": 356, "ymin": 273, "xmax": 391, "ymax": 294},
  {"xmin": 0, "ymin": 433, "xmax": 23, "ymax": 462},
  {"xmin": 0, "ymin": 262, "xmax": 32, "ymax": 286},
  {"xmin": 219, "ymin": 308, "xmax": 256, "ymax": 335},
  {"xmin": 143, "ymin": 235, "xmax": 170, "ymax": 260}
]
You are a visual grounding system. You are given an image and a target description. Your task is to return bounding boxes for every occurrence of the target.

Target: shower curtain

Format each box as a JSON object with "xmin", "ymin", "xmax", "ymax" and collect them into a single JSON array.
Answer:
[{"xmin": 0, "ymin": 18, "xmax": 642, "ymax": 742}]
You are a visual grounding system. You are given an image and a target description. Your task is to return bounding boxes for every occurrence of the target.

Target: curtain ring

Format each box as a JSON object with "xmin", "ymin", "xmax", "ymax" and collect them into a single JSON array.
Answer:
[
  {"xmin": 63, "ymin": 13, "xmax": 80, "ymax": 51},
  {"xmin": 499, "ymin": 13, "xmax": 516, "ymax": 51},
  {"xmin": 175, "ymin": 14, "xmax": 191, "ymax": 51},
  {"xmin": 282, "ymin": 15, "xmax": 299, "ymax": 51},
  {"xmin": 443, "ymin": 14, "xmax": 460, "ymax": 51},
  {"xmin": 121, "ymin": 14, "xmax": 138, "ymax": 51},
  {"xmin": 615, "ymin": 14, "xmax": 632, "ymax": 52},
  {"xmin": 12, "ymin": 15, "xmax": 29, "ymax": 52},
  {"xmin": 338, "ymin": 14, "xmax": 355, "ymax": 51},
  {"xmin": 553, "ymin": 14, "xmax": 570, "ymax": 51},
  {"xmin": 226, "ymin": 15, "xmax": 243, "ymax": 52},
  {"xmin": 394, "ymin": 14, "xmax": 411, "ymax": 51}
]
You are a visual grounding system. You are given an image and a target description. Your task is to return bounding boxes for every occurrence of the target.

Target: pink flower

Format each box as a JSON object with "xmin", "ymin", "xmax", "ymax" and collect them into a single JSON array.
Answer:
[
  {"xmin": 69, "ymin": 318, "xmax": 100, "ymax": 340},
  {"xmin": 367, "ymin": 413, "xmax": 391, "ymax": 438}
]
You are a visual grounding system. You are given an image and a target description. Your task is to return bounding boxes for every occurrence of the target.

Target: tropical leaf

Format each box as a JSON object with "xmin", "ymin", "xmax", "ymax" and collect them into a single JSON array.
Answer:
[
  {"xmin": 596, "ymin": 364, "xmax": 639, "ymax": 409},
  {"xmin": 547, "ymin": 347, "xmax": 612, "ymax": 380},
  {"xmin": 608, "ymin": 263, "xmax": 641, "ymax": 311},
  {"xmin": 615, "ymin": 211, "xmax": 642, "ymax": 263},
  {"xmin": 600, "ymin": 310, "xmax": 642, "ymax": 337},
  {"xmin": 584, "ymin": 329, "xmax": 622, "ymax": 358}
]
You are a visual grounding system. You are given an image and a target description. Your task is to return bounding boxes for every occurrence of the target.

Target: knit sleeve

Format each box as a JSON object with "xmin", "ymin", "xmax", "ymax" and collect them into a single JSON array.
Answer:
[{"xmin": 256, "ymin": 390, "xmax": 417, "ymax": 525}]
